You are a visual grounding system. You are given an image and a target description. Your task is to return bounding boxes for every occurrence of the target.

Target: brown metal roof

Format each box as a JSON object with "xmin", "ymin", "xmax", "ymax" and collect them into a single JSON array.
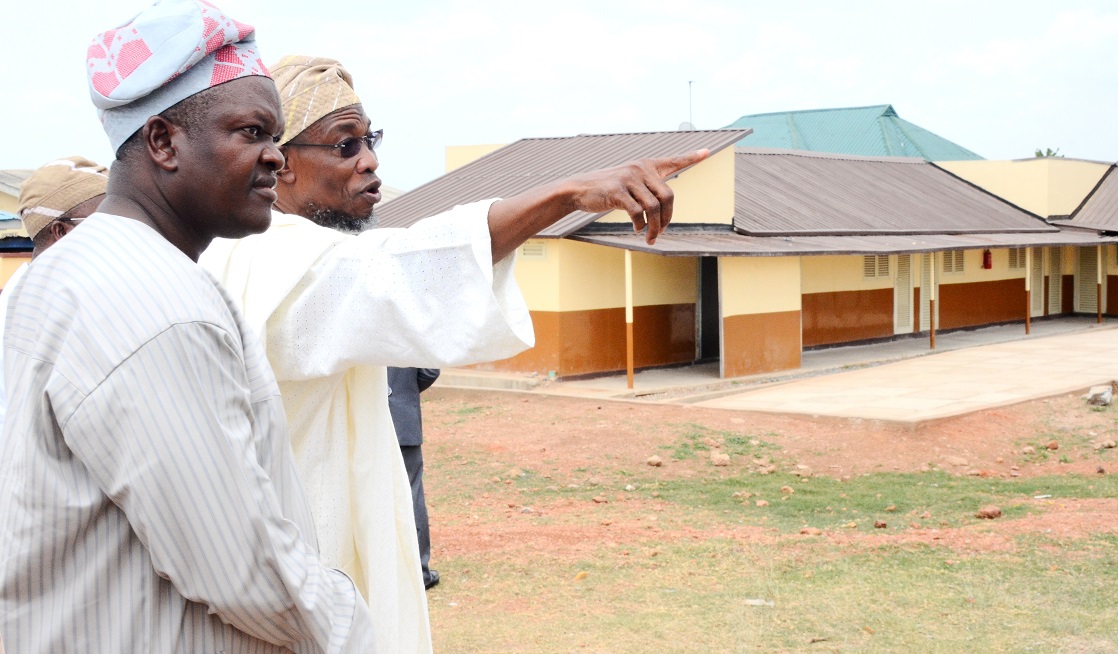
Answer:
[
  {"xmin": 733, "ymin": 148, "xmax": 1053, "ymax": 236},
  {"xmin": 1053, "ymin": 165, "xmax": 1118, "ymax": 232},
  {"xmin": 375, "ymin": 129, "xmax": 751, "ymax": 235},
  {"xmin": 570, "ymin": 225, "xmax": 1117, "ymax": 257}
]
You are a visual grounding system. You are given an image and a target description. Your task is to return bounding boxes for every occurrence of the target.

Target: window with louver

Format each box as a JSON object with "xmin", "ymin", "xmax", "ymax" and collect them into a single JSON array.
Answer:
[
  {"xmin": 863, "ymin": 255, "xmax": 889, "ymax": 279},
  {"xmin": 942, "ymin": 250, "xmax": 964, "ymax": 274}
]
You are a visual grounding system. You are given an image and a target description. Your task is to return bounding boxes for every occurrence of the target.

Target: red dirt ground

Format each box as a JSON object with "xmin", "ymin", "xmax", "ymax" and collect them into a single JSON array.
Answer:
[{"xmin": 422, "ymin": 387, "xmax": 1118, "ymax": 557}]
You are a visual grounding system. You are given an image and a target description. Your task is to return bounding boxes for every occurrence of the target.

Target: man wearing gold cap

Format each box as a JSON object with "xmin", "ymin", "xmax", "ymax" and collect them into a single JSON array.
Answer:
[
  {"xmin": 201, "ymin": 55, "xmax": 706, "ymax": 653},
  {"xmin": 0, "ymin": 156, "xmax": 108, "ymax": 436},
  {"xmin": 0, "ymin": 2, "xmax": 377, "ymax": 651}
]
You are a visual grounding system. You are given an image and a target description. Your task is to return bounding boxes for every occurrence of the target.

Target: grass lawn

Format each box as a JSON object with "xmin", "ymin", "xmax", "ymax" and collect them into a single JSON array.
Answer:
[
  {"xmin": 430, "ymin": 474, "xmax": 1118, "ymax": 652},
  {"xmin": 423, "ymin": 391, "xmax": 1118, "ymax": 653}
]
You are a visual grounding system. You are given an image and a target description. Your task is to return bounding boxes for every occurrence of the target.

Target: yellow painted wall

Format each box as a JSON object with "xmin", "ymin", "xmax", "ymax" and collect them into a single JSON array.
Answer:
[
  {"xmin": 519, "ymin": 244, "xmax": 1058, "ymax": 316},
  {"xmin": 795, "ymin": 252, "xmax": 1036, "ymax": 292},
  {"xmin": 794, "ymin": 249, "xmax": 1036, "ymax": 292},
  {"xmin": 800, "ymin": 255, "xmax": 893, "ymax": 293},
  {"xmin": 0, "ymin": 193, "xmax": 17, "ymax": 214},
  {"xmin": 0, "ymin": 255, "xmax": 29, "ymax": 288},
  {"xmin": 513, "ymin": 239, "xmax": 697, "ymax": 313},
  {"xmin": 555, "ymin": 241, "xmax": 624, "ymax": 311},
  {"xmin": 983, "ymin": 249, "xmax": 1011, "ymax": 281},
  {"xmin": 938, "ymin": 159, "xmax": 1109, "ymax": 218},
  {"xmin": 596, "ymin": 146, "xmax": 736, "ymax": 227},
  {"xmin": 937, "ymin": 248, "xmax": 1027, "ymax": 284},
  {"xmin": 512, "ymin": 239, "xmax": 562, "ymax": 311},
  {"xmin": 632, "ymin": 251, "xmax": 696, "ymax": 306},
  {"xmin": 1048, "ymin": 162, "xmax": 1110, "ymax": 215},
  {"xmin": 445, "ymin": 143, "xmax": 505, "ymax": 173},
  {"xmin": 720, "ymin": 256, "xmax": 801, "ymax": 315}
]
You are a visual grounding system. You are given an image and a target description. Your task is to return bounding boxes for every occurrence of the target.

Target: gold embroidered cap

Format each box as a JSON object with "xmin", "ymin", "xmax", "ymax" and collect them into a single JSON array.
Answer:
[{"xmin": 271, "ymin": 55, "xmax": 361, "ymax": 144}]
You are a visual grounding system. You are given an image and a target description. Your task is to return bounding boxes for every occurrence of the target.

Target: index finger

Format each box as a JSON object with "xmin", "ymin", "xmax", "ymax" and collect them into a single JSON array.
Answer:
[{"xmin": 650, "ymin": 148, "xmax": 709, "ymax": 179}]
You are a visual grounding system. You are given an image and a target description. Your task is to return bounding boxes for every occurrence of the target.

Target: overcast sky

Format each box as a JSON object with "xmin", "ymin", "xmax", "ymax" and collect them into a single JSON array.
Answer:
[{"xmin": 3, "ymin": 0, "xmax": 1115, "ymax": 191}]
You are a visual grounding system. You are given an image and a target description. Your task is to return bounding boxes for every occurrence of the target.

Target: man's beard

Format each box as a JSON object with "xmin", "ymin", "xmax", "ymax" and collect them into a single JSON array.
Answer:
[{"xmin": 310, "ymin": 207, "xmax": 378, "ymax": 234}]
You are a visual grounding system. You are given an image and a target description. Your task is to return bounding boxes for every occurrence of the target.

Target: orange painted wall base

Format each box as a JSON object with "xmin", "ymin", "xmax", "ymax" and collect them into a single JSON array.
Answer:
[
  {"xmin": 722, "ymin": 310, "xmax": 802, "ymax": 378},
  {"xmin": 471, "ymin": 303, "xmax": 697, "ymax": 377},
  {"xmin": 939, "ymin": 278, "xmax": 1026, "ymax": 329},
  {"xmin": 1107, "ymin": 276, "xmax": 1118, "ymax": 315},
  {"xmin": 802, "ymin": 288, "xmax": 893, "ymax": 347},
  {"xmin": 472, "ymin": 275, "xmax": 1091, "ymax": 380}
]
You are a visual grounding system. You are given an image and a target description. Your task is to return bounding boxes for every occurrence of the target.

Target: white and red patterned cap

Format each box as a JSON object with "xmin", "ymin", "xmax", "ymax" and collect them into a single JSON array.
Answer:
[{"xmin": 87, "ymin": 0, "xmax": 270, "ymax": 152}]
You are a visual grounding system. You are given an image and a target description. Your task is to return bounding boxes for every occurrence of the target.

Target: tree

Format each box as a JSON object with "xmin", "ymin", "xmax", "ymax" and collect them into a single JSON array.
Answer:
[{"xmin": 1034, "ymin": 147, "xmax": 1063, "ymax": 158}]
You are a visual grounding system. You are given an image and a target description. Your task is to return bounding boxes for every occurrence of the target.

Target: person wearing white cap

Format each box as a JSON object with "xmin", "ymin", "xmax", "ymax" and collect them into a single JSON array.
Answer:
[
  {"xmin": 0, "ymin": 2, "xmax": 376, "ymax": 652},
  {"xmin": 0, "ymin": 156, "xmax": 107, "ymax": 437},
  {"xmin": 200, "ymin": 53, "xmax": 708, "ymax": 652}
]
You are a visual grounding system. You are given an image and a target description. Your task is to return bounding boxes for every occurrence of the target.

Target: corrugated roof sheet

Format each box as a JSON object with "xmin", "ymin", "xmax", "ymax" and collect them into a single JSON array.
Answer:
[
  {"xmin": 724, "ymin": 104, "xmax": 983, "ymax": 161},
  {"xmin": 733, "ymin": 148, "xmax": 1052, "ymax": 236},
  {"xmin": 375, "ymin": 129, "xmax": 750, "ymax": 235},
  {"xmin": 0, "ymin": 169, "xmax": 32, "ymax": 199},
  {"xmin": 570, "ymin": 224, "xmax": 1118, "ymax": 257},
  {"xmin": 1055, "ymin": 165, "xmax": 1118, "ymax": 231},
  {"xmin": 0, "ymin": 217, "xmax": 27, "ymax": 239}
]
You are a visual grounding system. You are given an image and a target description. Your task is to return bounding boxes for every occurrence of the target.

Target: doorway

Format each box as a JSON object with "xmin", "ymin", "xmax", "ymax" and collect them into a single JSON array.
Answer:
[{"xmin": 697, "ymin": 257, "xmax": 721, "ymax": 361}]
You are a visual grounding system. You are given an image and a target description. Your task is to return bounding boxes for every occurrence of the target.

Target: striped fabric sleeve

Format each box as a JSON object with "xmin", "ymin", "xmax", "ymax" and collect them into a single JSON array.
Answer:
[{"xmin": 58, "ymin": 320, "xmax": 375, "ymax": 652}]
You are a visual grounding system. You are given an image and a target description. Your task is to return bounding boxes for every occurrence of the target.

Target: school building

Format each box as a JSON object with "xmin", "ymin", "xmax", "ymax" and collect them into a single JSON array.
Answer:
[{"xmin": 377, "ymin": 106, "xmax": 1118, "ymax": 380}]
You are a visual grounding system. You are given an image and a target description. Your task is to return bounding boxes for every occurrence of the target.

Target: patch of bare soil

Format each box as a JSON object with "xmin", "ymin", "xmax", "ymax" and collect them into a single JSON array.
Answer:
[{"xmin": 423, "ymin": 387, "xmax": 1118, "ymax": 558}]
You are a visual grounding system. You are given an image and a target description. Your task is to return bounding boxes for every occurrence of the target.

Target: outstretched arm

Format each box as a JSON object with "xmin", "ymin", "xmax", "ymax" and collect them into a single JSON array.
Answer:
[{"xmin": 486, "ymin": 149, "xmax": 709, "ymax": 262}]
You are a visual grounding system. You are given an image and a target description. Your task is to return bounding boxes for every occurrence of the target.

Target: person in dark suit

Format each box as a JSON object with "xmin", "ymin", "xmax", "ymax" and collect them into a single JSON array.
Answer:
[{"xmin": 387, "ymin": 367, "xmax": 441, "ymax": 590}]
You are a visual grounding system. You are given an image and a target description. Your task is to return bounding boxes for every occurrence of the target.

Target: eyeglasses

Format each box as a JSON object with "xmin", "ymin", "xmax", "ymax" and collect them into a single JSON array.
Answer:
[{"xmin": 285, "ymin": 129, "xmax": 383, "ymax": 159}]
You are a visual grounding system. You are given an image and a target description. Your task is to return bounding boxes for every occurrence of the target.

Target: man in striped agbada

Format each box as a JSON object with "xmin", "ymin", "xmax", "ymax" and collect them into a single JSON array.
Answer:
[
  {"xmin": 200, "ymin": 54, "xmax": 708, "ymax": 654},
  {"xmin": 0, "ymin": 2, "xmax": 376, "ymax": 651}
]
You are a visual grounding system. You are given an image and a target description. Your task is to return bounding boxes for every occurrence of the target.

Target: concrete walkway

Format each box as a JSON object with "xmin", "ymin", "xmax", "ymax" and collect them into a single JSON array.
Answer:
[
  {"xmin": 694, "ymin": 325, "xmax": 1118, "ymax": 422},
  {"xmin": 439, "ymin": 317, "xmax": 1118, "ymax": 424}
]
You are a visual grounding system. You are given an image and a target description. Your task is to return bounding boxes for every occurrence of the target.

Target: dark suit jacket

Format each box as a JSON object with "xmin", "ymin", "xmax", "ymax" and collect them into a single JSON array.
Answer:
[{"xmin": 387, "ymin": 367, "xmax": 440, "ymax": 446}]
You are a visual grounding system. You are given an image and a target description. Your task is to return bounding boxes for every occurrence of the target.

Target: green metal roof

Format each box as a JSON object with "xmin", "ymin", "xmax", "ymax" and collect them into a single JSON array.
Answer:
[{"xmin": 724, "ymin": 104, "xmax": 983, "ymax": 161}]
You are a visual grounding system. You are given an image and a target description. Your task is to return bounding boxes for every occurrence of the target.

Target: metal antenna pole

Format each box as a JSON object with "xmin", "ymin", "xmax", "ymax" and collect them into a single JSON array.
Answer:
[{"xmin": 688, "ymin": 80, "xmax": 694, "ymax": 126}]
